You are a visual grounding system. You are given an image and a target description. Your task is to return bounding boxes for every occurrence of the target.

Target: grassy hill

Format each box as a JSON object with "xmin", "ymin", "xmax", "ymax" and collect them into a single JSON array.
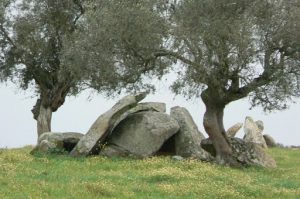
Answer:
[{"xmin": 0, "ymin": 147, "xmax": 299, "ymax": 199}]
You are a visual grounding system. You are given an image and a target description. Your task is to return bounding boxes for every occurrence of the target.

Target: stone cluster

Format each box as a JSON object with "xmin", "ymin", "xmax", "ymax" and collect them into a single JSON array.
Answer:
[
  {"xmin": 33, "ymin": 94, "xmax": 278, "ymax": 168},
  {"xmin": 226, "ymin": 116, "xmax": 278, "ymax": 148},
  {"xmin": 33, "ymin": 93, "xmax": 211, "ymax": 161}
]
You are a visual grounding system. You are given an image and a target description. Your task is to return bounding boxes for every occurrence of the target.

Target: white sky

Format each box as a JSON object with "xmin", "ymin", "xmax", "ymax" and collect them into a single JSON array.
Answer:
[{"xmin": 0, "ymin": 76, "xmax": 300, "ymax": 148}]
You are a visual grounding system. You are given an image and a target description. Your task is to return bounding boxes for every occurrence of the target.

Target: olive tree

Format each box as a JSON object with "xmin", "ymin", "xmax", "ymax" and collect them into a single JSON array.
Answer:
[
  {"xmin": 0, "ymin": 0, "xmax": 168, "ymax": 138},
  {"xmin": 163, "ymin": 0, "xmax": 300, "ymax": 165}
]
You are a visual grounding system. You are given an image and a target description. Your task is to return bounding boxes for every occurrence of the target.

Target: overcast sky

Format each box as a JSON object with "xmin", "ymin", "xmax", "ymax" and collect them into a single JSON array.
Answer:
[{"xmin": 1, "ymin": 76, "xmax": 300, "ymax": 148}]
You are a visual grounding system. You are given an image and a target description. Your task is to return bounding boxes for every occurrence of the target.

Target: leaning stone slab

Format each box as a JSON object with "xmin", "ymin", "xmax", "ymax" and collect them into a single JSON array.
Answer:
[
  {"xmin": 243, "ymin": 117, "xmax": 267, "ymax": 148},
  {"xmin": 31, "ymin": 132, "xmax": 83, "ymax": 154},
  {"xmin": 226, "ymin": 123, "xmax": 243, "ymax": 137},
  {"xmin": 170, "ymin": 106, "xmax": 211, "ymax": 161},
  {"xmin": 100, "ymin": 111, "xmax": 180, "ymax": 158},
  {"xmin": 70, "ymin": 93, "xmax": 147, "ymax": 157}
]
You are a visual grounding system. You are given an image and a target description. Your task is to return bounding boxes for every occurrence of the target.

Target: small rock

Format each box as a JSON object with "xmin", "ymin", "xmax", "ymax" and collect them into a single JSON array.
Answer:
[
  {"xmin": 263, "ymin": 134, "xmax": 277, "ymax": 148},
  {"xmin": 172, "ymin": 155, "xmax": 184, "ymax": 161},
  {"xmin": 32, "ymin": 132, "xmax": 83, "ymax": 154}
]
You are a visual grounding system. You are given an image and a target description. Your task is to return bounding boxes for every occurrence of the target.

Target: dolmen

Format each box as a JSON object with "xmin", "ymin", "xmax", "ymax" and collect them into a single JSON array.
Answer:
[{"xmin": 33, "ymin": 94, "xmax": 276, "ymax": 168}]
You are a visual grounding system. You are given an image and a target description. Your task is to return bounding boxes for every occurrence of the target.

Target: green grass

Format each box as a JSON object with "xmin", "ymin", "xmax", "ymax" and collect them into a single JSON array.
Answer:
[{"xmin": 0, "ymin": 147, "xmax": 299, "ymax": 199}]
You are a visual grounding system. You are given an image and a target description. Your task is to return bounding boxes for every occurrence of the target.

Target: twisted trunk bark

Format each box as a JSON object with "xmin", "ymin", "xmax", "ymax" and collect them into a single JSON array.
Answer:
[
  {"xmin": 203, "ymin": 106, "xmax": 231, "ymax": 163},
  {"xmin": 32, "ymin": 98, "xmax": 53, "ymax": 138},
  {"xmin": 37, "ymin": 104, "xmax": 52, "ymax": 137},
  {"xmin": 201, "ymin": 90, "xmax": 240, "ymax": 167},
  {"xmin": 31, "ymin": 83, "xmax": 70, "ymax": 140}
]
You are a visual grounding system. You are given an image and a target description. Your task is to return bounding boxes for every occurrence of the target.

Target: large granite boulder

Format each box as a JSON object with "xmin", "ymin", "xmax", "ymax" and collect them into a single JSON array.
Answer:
[
  {"xmin": 201, "ymin": 138, "xmax": 276, "ymax": 168},
  {"xmin": 100, "ymin": 111, "xmax": 180, "ymax": 158},
  {"xmin": 70, "ymin": 93, "xmax": 146, "ymax": 157},
  {"xmin": 31, "ymin": 132, "xmax": 84, "ymax": 154},
  {"xmin": 263, "ymin": 134, "xmax": 277, "ymax": 148},
  {"xmin": 226, "ymin": 123, "xmax": 243, "ymax": 137},
  {"xmin": 243, "ymin": 117, "xmax": 267, "ymax": 148},
  {"xmin": 170, "ymin": 106, "xmax": 211, "ymax": 161}
]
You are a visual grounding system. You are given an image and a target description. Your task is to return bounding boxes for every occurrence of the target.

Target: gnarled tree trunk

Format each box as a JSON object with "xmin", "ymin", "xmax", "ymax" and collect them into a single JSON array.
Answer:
[
  {"xmin": 31, "ymin": 83, "xmax": 70, "ymax": 140},
  {"xmin": 32, "ymin": 98, "xmax": 53, "ymax": 138},
  {"xmin": 201, "ymin": 89, "xmax": 240, "ymax": 167},
  {"xmin": 37, "ymin": 104, "xmax": 52, "ymax": 137}
]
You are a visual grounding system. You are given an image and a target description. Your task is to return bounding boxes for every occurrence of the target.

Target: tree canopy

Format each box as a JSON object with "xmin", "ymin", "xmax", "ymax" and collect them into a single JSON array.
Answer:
[
  {"xmin": 63, "ymin": 0, "xmax": 171, "ymax": 94},
  {"xmin": 168, "ymin": 0, "xmax": 300, "ymax": 110}
]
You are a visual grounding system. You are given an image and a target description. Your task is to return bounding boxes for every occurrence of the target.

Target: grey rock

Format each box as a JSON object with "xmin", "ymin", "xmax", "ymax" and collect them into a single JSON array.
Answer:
[
  {"xmin": 226, "ymin": 123, "xmax": 243, "ymax": 137},
  {"xmin": 101, "ymin": 111, "xmax": 180, "ymax": 158},
  {"xmin": 32, "ymin": 132, "xmax": 83, "ymax": 154},
  {"xmin": 170, "ymin": 106, "xmax": 211, "ymax": 161},
  {"xmin": 243, "ymin": 117, "xmax": 267, "ymax": 148},
  {"xmin": 201, "ymin": 138, "xmax": 276, "ymax": 168},
  {"xmin": 38, "ymin": 140, "xmax": 55, "ymax": 152},
  {"xmin": 263, "ymin": 134, "xmax": 277, "ymax": 148},
  {"xmin": 232, "ymin": 138, "xmax": 276, "ymax": 168},
  {"xmin": 70, "ymin": 93, "xmax": 146, "ymax": 157},
  {"xmin": 172, "ymin": 155, "xmax": 184, "ymax": 161},
  {"xmin": 98, "ymin": 102, "xmax": 166, "ymax": 158}
]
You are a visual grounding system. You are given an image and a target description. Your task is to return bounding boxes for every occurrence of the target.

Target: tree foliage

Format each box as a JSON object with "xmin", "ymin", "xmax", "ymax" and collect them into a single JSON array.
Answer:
[
  {"xmin": 0, "ymin": 0, "xmax": 85, "ymax": 106},
  {"xmin": 168, "ymin": 0, "xmax": 300, "ymax": 111},
  {"xmin": 0, "ymin": 0, "xmax": 14, "ymax": 81},
  {"xmin": 63, "ymin": 0, "xmax": 171, "ymax": 95}
]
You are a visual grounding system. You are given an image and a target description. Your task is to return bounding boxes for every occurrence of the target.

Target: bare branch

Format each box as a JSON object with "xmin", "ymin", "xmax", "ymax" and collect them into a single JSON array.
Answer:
[{"xmin": 0, "ymin": 24, "xmax": 16, "ymax": 48}]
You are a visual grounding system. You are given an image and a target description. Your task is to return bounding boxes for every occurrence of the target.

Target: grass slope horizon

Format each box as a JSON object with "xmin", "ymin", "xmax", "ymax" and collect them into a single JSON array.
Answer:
[{"xmin": 0, "ymin": 147, "xmax": 299, "ymax": 199}]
